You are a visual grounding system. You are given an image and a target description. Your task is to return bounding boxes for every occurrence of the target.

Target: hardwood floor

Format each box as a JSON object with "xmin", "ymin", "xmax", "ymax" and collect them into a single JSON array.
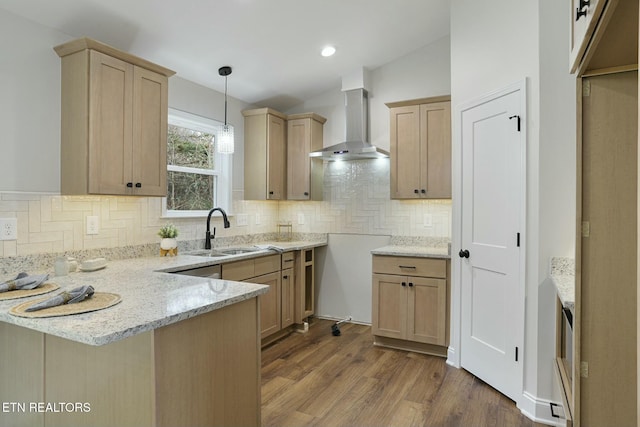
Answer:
[{"xmin": 262, "ymin": 319, "xmax": 540, "ymax": 427}]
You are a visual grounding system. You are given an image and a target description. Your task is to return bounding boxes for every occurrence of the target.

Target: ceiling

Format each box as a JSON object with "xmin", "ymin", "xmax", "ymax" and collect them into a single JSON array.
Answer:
[{"xmin": 1, "ymin": 0, "xmax": 450, "ymax": 111}]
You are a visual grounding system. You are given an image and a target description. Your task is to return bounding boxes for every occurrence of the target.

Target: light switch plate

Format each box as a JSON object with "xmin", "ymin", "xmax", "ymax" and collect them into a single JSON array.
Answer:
[
  {"xmin": 0, "ymin": 218, "xmax": 18, "ymax": 241},
  {"xmin": 298, "ymin": 213, "xmax": 305, "ymax": 225},
  {"xmin": 423, "ymin": 214, "xmax": 433, "ymax": 227},
  {"xmin": 255, "ymin": 214, "xmax": 261, "ymax": 225}
]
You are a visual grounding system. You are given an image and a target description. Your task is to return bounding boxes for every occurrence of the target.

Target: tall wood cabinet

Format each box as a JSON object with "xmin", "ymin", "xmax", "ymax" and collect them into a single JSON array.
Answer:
[
  {"xmin": 243, "ymin": 108, "xmax": 287, "ymax": 200},
  {"xmin": 560, "ymin": 1, "xmax": 639, "ymax": 426},
  {"xmin": 54, "ymin": 38, "xmax": 175, "ymax": 196},
  {"xmin": 387, "ymin": 96, "xmax": 451, "ymax": 199},
  {"xmin": 287, "ymin": 113, "xmax": 326, "ymax": 200}
]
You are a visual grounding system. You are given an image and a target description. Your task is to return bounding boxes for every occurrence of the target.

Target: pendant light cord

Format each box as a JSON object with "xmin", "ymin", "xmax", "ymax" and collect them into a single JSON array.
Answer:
[{"xmin": 224, "ymin": 75, "xmax": 228, "ymax": 126}]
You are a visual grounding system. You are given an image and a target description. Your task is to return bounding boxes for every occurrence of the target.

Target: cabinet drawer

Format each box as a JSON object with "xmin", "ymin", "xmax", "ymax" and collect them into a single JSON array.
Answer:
[
  {"xmin": 372, "ymin": 255, "xmax": 446, "ymax": 278},
  {"xmin": 281, "ymin": 251, "xmax": 295, "ymax": 269},
  {"xmin": 223, "ymin": 254, "xmax": 282, "ymax": 281},
  {"xmin": 254, "ymin": 254, "xmax": 281, "ymax": 277},
  {"xmin": 222, "ymin": 259, "xmax": 255, "ymax": 282}
]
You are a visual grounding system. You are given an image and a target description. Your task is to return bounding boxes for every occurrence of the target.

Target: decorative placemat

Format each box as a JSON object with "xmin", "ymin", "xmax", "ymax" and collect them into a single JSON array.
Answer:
[
  {"xmin": 0, "ymin": 283, "xmax": 60, "ymax": 301},
  {"xmin": 9, "ymin": 292, "xmax": 122, "ymax": 318}
]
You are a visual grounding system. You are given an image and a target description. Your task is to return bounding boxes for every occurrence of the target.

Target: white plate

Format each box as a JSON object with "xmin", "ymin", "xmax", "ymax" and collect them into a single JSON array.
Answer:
[
  {"xmin": 79, "ymin": 258, "xmax": 107, "ymax": 271},
  {"xmin": 78, "ymin": 265, "xmax": 106, "ymax": 272}
]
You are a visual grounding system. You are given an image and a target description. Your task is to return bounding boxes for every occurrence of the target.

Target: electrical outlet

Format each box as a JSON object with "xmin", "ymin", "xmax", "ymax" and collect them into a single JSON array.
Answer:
[
  {"xmin": 297, "ymin": 213, "xmax": 305, "ymax": 225},
  {"xmin": 423, "ymin": 214, "xmax": 433, "ymax": 227},
  {"xmin": 0, "ymin": 218, "xmax": 17, "ymax": 241},
  {"xmin": 236, "ymin": 214, "xmax": 248, "ymax": 226},
  {"xmin": 86, "ymin": 216, "xmax": 100, "ymax": 235},
  {"xmin": 255, "ymin": 214, "xmax": 261, "ymax": 225}
]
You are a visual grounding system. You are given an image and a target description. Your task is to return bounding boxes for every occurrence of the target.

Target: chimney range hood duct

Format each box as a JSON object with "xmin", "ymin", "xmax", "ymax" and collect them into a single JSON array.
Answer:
[{"xmin": 309, "ymin": 88, "xmax": 389, "ymax": 161}]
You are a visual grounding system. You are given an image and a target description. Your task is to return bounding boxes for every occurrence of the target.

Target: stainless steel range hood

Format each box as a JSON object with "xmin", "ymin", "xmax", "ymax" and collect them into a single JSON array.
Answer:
[{"xmin": 309, "ymin": 88, "xmax": 389, "ymax": 161}]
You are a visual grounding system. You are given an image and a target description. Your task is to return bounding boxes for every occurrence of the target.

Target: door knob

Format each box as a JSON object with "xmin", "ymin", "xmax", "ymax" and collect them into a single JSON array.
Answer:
[{"xmin": 458, "ymin": 249, "xmax": 470, "ymax": 258}]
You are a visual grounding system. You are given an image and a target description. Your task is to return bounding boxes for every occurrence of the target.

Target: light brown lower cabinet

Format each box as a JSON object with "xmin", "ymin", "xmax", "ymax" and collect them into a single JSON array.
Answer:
[
  {"xmin": 255, "ymin": 271, "xmax": 281, "ymax": 339},
  {"xmin": 222, "ymin": 251, "xmax": 299, "ymax": 346},
  {"xmin": 0, "ymin": 298, "xmax": 261, "ymax": 427},
  {"xmin": 372, "ymin": 255, "xmax": 449, "ymax": 356}
]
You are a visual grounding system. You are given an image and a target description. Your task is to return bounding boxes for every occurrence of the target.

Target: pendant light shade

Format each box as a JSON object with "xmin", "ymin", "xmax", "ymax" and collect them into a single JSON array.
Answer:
[
  {"xmin": 217, "ymin": 66, "xmax": 234, "ymax": 154},
  {"xmin": 218, "ymin": 124, "xmax": 234, "ymax": 154}
]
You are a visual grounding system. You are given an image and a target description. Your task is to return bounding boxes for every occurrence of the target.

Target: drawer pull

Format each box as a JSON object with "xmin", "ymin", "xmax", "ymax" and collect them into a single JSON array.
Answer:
[
  {"xmin": 283, "ymin": 259, "xmax": 293, "ymax": 263},
  {"xmin": 399, "ymin": 265, "xmax": 417, "ymax": 269}
]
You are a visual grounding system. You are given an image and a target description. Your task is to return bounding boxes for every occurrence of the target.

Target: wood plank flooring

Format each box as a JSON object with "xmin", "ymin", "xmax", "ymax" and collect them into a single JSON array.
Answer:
[{"xmin": 262, "ymin": 319, "xmax": 541, "ymax": 427}]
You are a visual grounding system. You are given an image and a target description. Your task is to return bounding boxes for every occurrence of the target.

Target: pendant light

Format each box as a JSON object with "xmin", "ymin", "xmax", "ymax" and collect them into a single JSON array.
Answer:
[{"xmin": 217, "ymin": 66, "xmax": 234, "ymax": 154}]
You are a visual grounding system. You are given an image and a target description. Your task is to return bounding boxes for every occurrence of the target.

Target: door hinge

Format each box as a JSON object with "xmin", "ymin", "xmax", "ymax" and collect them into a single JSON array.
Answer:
[
  {"xmin": 515, "ymin": 346, "xmax": 519, "ymax": 362},
  {"xmin": 509, "ymin": 115, "xmax": 521, "ymax": 132},
  {"xmin": 516, "ymin": 232, "xmax": 521, "ymax": 247},
  {"xmin": 583, "ymin": 80, "xmax": 591, "ymax": 97},
  {"xmin": 581, "ymin": 221, "xmax": 590, "ymax": 237}
]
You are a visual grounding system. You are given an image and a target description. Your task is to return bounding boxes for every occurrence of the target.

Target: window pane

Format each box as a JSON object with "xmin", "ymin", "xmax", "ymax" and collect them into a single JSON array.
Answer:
[
  {"xmin": 167, "ymin": 171, "xmax": 215, "ymax": 211},
  {"xmin": 167, "ymin": 124, "xmax": 215, "ymax": 169}
]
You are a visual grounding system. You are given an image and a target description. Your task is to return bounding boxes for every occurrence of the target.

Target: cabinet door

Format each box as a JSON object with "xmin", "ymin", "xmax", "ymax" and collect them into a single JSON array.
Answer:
[
  {"xmin": 287, "ymin": 118, "xmax": 311, "ymax": 200},
  {"xmin": 281, "ymin": 268, "xmax": 294, "ymax": 328},
  {"xmin": 390, "ymin": 105, "xmax": 421, "ymax": 199},
  {"xmin": 372, "ymin": 274, "xmax": 407, "ymax": 340},
  {"xmin": 267, "ymin": 114, "xmax": 286, "ymax": 200},
  {"xmin": 132, "ymin": 66, "xmax": 168, "ymax": 196},
  {"xmin": 256, "ymin": 272, "xmax": 281, "ymax": 339},
  {"xmin": 406, "ymin": 277, "xmax": 447, "ymax": 345},
  {"xmin": 420, "ymin": 101, "xmax": 451, "ymax": 198},
  {"xmin": 88, "ymin": 50, "xmax": 134, "ymax": 195},
  {"xmin": 569, "ymin": 0, "xmax": 603, "ymax": 73}
]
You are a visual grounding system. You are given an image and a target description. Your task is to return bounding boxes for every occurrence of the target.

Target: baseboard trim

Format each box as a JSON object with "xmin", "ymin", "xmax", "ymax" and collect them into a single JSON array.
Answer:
[{"xmin": 519, "ymin": 391, "xmax": 565, "ymax": 427}]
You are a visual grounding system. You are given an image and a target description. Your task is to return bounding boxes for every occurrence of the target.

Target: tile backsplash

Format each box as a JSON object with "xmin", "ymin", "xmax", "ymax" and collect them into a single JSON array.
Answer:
[{"xmin": 0, "ymin": 159, "xmax": 451, "ymax": 258}]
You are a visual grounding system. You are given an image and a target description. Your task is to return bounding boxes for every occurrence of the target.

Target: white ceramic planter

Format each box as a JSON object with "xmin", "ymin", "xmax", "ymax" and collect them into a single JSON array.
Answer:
[{"xmin": 160, "ymin": 238, "xmax": 177, "ymax": 250}]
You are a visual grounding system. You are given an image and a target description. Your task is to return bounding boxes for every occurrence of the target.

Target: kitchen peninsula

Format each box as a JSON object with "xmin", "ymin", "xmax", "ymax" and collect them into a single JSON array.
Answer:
[{"xmin": 0, "ymin": 251, "xmax": 276, "ymax": 427}]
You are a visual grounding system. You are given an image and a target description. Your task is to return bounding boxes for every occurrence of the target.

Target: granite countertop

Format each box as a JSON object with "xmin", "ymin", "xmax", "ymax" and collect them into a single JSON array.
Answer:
[
  {"xmin": 371, "ymin": 245, "xmax": 451, "ymax": 259},
  {"xmin": 550, "ymin": 257, "xmax": 575, "ymax": 311},
  {"xmin": 0, "ymin": 240, "xmax": 326, "ymax": 346}
]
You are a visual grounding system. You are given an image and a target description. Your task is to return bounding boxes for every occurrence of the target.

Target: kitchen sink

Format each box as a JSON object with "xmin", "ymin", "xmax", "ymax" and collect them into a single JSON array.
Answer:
[
  {"xmin": 184, "ymin": 249, "xmax": 228, "ymax": 258},
  {"xmin": 215, "ymin": 247, "xmax": 260, "ymax": 255},
  {"xmin": 185, "ymin": 247, "xmax": 260, "ymax": 257}
]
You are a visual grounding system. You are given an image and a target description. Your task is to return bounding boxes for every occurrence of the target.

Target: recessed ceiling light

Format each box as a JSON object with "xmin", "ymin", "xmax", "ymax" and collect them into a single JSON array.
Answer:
[{"xmin": 321, "ymin": 46, "xmax": 336, "ymax": 57}]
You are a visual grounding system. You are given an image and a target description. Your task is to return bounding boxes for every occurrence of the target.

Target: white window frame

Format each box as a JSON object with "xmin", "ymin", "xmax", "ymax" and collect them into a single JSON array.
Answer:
[{"xmin": 162, "ymin": 108, "xmax": 232, "ymax": 218}]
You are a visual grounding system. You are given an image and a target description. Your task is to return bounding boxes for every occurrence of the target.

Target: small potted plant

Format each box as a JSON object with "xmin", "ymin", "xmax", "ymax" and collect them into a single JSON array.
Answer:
[{"xmin": 158, "ymin": 224, "xmax": 179, "ymax": 251}]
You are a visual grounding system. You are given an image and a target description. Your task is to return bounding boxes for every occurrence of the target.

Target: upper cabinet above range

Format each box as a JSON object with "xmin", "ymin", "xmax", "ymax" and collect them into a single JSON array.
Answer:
[
  {"xmin": 55, "ymin": 38, "xmax": 175, "ymax": 196},
  {"xmin": 387, "ymin": 96, "xmax": 451, "ymax": 200}
]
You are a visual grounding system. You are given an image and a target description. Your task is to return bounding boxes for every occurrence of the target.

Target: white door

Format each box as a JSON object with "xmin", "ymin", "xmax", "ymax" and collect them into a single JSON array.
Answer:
[{"xmin": 459, "ymin": 84, "xmax": 525, "ymax": 402}]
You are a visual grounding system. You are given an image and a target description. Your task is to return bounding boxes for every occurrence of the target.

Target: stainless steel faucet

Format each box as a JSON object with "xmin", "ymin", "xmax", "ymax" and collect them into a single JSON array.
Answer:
[{"xmin": 205, "ymin": 207, "xmax": 230, "ymax": 249}]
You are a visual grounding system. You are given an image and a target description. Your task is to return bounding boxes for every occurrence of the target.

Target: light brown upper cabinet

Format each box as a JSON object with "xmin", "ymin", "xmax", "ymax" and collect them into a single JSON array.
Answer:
[
  {"xmin": 54, "ymin": 38, "xmax": 175, "ymax": 196},
  {"xmin": 287, "ymin": 113, "xmax": 326, "ymax": 201},
  {"xmin": 569, "ymin": 0, "xmax": 604, "ymax": 73},
  {"xmin": 571, "ymin": 0, "xmax": 638, "ymax": 75},
  {"xmin": 243, "ymin": 108, "xmax": 287, "ymax": 200},
  {"xmin": 387, "ymin": 96, "xmax": 451, "ymax": 199}
]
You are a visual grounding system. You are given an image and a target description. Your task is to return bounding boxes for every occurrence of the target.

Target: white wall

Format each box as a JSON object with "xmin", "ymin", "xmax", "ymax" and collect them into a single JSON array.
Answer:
[
  {"xmin": 450, "ymin": 0, "xmax": 575, "ymax": 423},
  {"xmin": 287, "ymin": 36, "xmax": 451, "ymax": 153},
  {"xmin": 0, "ymin": 7, "xmax": 251, "ymax": 196},
  {"xmin": 0, "ymin": 8, "xmax": 68, "ymax": 192}
]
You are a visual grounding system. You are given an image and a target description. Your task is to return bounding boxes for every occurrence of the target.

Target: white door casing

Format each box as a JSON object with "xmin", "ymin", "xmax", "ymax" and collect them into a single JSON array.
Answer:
[{"xmin": 457, "ymin": 81, "xmax": 526, "ymax": 403}]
